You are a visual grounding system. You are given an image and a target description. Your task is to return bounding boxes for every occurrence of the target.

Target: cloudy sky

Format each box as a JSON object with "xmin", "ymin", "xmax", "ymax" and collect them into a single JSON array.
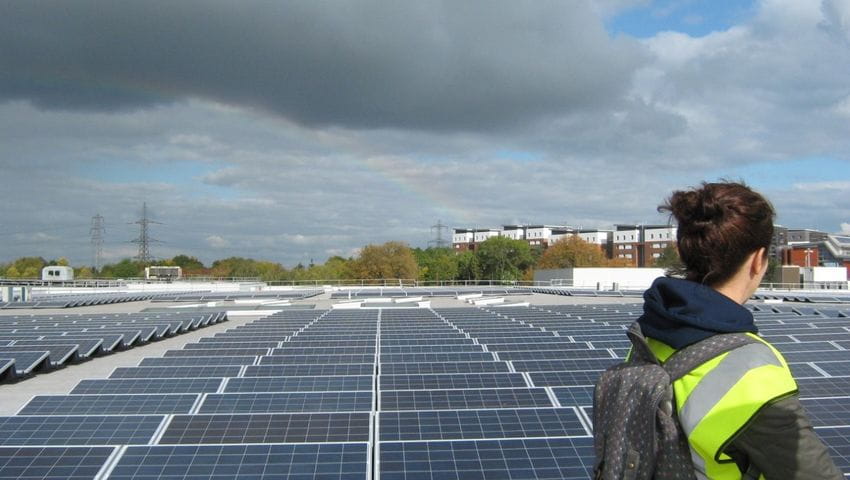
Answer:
[{"xmin": 1, "ymin": 0, "xmax": 849, "ymax": 267}]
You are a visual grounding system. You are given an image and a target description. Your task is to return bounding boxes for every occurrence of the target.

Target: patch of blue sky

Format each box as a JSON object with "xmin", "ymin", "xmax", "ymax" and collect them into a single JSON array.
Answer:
[
  {"xmin": 606, "ymin": 0, "xmax": 757, "ymax": 38},
  {"xmin": 704, "ymin": 156, "xmax": 850, "ymax": 190}
]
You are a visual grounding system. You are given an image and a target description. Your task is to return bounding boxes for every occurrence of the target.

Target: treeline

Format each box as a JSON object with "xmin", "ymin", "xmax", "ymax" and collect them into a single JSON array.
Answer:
[{"xmin": 1, "ymin": 237, "xmax": 681, "ymax": 282}]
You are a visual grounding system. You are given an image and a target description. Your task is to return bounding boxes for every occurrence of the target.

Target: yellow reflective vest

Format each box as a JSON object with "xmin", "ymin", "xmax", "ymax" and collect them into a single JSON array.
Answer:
[{"xmin": 647, "ymin": 334, "xmax": 798, "ymax": 480}]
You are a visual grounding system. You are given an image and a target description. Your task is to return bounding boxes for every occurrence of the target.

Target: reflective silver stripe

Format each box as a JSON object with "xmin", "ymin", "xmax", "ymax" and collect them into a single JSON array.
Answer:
[
  {"xmin": 690, "ymin": 447, "xmax": 710, "ymax": 480},
  {"xmin": 679, "ymin": 343, "xmax": 781, "ymax": 434}
]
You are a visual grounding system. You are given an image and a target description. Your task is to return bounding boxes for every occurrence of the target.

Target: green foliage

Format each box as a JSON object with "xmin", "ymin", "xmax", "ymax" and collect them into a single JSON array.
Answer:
[
  {"xmin": 349, "ymin": 242, "xmax": 419, "ymax": 280},
  {"xmin": 75, "ymin": 266, "xmax": 94, "ymax": 279},
  {"xmin": 414, "ymin": 247, "xmax": 459, "ymax": 283},
  {"xmin": 171, "ymin": 255, "xmax": 205, "ymax": 271},
  {"xmin": 455, "ymin": 251, "xmax": 480, "ymax": 281},
  {"xmin": 475, "ymin": 236, "xmax": 534, "ymax": 281},
  {"xmin": 101, "ymin": 259, "xmax": 144, "ymax": 278},
  {"xmin": 537, "ymin": 236, "xmax": 607, "ymax": 269},
  {"xmin": 653, "ymin": 244, "xmax": 684, "ymax": 274}
]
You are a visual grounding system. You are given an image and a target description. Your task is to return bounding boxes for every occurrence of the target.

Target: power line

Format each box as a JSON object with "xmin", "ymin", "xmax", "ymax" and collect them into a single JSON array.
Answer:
[
  {"xmin": 129, "ymin": 202, "xmax": 162, "ymax": 264},
  {"xmin": 429, "ymin": 219, "xmax": 450, "ymax": 248},
  {"xmin": 90, "ymin": 214, "xmax": 105, "ymax": 271}
]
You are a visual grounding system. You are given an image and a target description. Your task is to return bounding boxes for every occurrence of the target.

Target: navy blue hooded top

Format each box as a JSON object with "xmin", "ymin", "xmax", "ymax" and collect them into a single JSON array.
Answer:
[{"xmin": 637, "ymin": 276, "xmax": 758, "ymax": 349}]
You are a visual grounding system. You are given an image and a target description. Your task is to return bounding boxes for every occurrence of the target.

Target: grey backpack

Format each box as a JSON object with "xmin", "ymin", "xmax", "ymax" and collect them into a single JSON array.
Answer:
[{"xmin": 592, "ymin": 322, "xmax": 759, "ymax": 480}]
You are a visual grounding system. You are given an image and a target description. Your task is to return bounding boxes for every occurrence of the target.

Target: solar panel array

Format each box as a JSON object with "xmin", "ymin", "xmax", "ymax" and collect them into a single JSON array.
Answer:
[
  {"xmin": 0, "ymin": 312, "xmax": 226, "ymax": 382},
  {"xmin": 330, "ymin": 287, "xmax": 532, "ymax": 299},
  {"xmin": 1, "ymin": 303, "xmax": 849, "ymax": 478},
  {"xmin": 0, "ymin": 291, "xmax": 206, "ymax": 310}
]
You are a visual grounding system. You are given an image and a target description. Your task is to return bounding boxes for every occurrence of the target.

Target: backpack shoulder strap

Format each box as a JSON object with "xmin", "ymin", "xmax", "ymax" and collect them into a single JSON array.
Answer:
[
  {"xmin": 662, "ymin": 332, "xmax": 762, "ymax": 382},
  {"xmin": 626, "ymin": 322, "xmax": 660, "ymax": 365}
]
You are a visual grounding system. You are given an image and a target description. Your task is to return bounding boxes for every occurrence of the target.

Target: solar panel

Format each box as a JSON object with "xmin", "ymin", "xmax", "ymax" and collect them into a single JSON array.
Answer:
[
  {"xmin": 0, "ymin": 446, "xmax": 114, "ymax": 479},
  {"xmin": 379, "ymin": 407, "xmax": 589, "ymax": 441},
  {"xmin": 380, "ymin": 373, "xmax": 528, "ymax": 391},
  {"xmin": 71, "ymin": 378, "xmax": 224, "ymax": 395},
  {"xmin": 801, "ymin": 397, "xmax": 850, "ymax": 427},
  {"xmin": 380, "ymin": 361, "xmax": 510, "ymax": 375},
  {"xmin": 798, "ymin": 377, "xmax": 850, "ymax": 398},
  {"xmin": 260, "ymin": 354, "xmax": 376, "ymax": 365},
  {"xmin": 109, "ymin": 443, "xmax": 369, "ymax": 479},
  {"xmin": 551, "ymin": 386, "xmax": 595, "ymax": 407},
  {"xmin": 243, "ymin": 364, "xmax": 374, "ymax": 377},
  {"xmin": 381, "ymin": 388, "xmax": 553, "ymax": 411},
  {"xmin": 0, "ymin": 415, "xmax": 163, "ymax": 446},
  {"xmin": 110, "ymin": 365, "xmax": 241, "ymax": 379},
  {"xmin": 160, "ymin": 412, "xmax": 371, "ymax": 444},
  {"xmin": 378, "ymin": 437, "xmax": 593, "ymax": 480},
  {"xmin": 18, "ymin": 394, "xmax": 199, "ymax": 416},
  {"xmin": 225, "ymin": 376, "xmax": 373, "ymax": 393},
  {"xmin": 140, "ymin": 356, "xmax": 257, "ymax": 367},
  {"xmin": 198, "ymin": 392, "xmax": 373, "ymax": 414}
]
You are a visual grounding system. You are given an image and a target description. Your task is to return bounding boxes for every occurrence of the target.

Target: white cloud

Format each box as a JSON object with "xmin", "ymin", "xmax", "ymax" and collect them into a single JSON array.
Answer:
[
  {"xmin": 205, "ymin": 235, "xmax": 230, "ymax": 248},
  {"xmin": 841, "ymin": 222, "xmax": 850, "ymax": 233}
]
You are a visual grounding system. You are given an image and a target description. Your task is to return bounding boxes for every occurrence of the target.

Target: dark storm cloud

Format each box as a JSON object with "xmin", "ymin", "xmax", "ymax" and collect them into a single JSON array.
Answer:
[{"xmin": 0, "ymin": 1, "xmax": 645, "ymax": 131}]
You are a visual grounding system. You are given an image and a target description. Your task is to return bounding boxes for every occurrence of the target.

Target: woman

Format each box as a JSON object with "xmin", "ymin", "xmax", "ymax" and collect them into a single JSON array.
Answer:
[{"xmin": 637, "ymin": 181, "xmax": 841, "ymax": 479}]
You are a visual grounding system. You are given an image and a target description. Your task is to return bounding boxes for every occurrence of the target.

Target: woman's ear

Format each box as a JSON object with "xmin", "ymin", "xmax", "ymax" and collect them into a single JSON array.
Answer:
[{"xmin": 750, "ymin": 247, "xmax": 768, "ymax": 278}]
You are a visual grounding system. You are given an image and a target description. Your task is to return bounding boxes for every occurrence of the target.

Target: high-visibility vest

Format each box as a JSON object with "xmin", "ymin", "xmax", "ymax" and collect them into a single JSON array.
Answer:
[{"xmin": 647, "ymin": 333, "xmax": 798, "ymax": 480}]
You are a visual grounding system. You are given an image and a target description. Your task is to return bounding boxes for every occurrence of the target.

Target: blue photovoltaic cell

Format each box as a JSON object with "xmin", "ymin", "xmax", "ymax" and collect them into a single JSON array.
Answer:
[
  {"xmin": 511, "ymin": 358, "xmax": 619, "ymax": 372},
  {"xmin": 379, "ymin": 407, "xmax": 589, "ymax": 441},
  {"xmin": 788, "ymin": 363, "xmax": 826, "ymax": 379},
  {"xmin": 551, "ymin": 386, "xmax": 595, "ymax": 407},
  {"xmin": 109, "ymin": 443, "xmax": 369, "ymax": 479},
  {"xmin": 260, "ymin": 354, "xmax": 375, "ymax": 365},
  {"xmin": 140, "ymin": 356, "xmax": 257, "ymax": 367},
  {"xmin": 529, "ymin": 371, "xmax": 603, "ymax": 387},
  {"xmin": 494, "ymin": 350, "xmax": 615, "ymax": 361},
  {"xmin": 160, "ymin": 413, "xmax": 371, "ymax": 444},
  {"xmin": 0, "ymin": 415, "xmax": 163, "ymax": 446},
  {"xmin": 110, "ymin": 366, "xmax": 242, "ymax": 379},
  {"xmin": 379, "ymin": 437, "xmax": 594, "ymax": 480},
  {"xmin": 71, "ymin": 378, "xmax": 223, "ymax": 395},
  {"xmin": 801, "ymin": 397, "xmax": 850, "ymax": 427},
  {"xmin": 0, "ymin": 446, "xmax": 114, "ymax": 479},
  {"xmin": 199, "ymin": 392, "xmax": 373, "ymax": 414},
  {"xmin": 811, "ymin": 361, "xmax": 850, "ymax": 377},
  {"xmin": 813, "ymin": 426, "xmax": 850, "ymax": 473},
  {"xmin": 243, "ymin": 364, "xmax": 374, "ymax": 377},
  {"xmin": 18, "ymin": 394, "xmax": 199, "ymax": 416},
  {"xmin": 380, "ymin": 373, "xmax": 527, "ymax": 391},
  {"xmin": 381, "ymin": 388, "xmax": 553, "ymax": 411},
  {"xmin": 380, "ymin": 361, "xmax": 510, "ymax": 375},
  {"xmin": 225, "ymin": 376, "xmax": 373, "ymax": 393},
  {"xmin": 797, "ymin": 377, "xmax": 850, "ymax": 398}
]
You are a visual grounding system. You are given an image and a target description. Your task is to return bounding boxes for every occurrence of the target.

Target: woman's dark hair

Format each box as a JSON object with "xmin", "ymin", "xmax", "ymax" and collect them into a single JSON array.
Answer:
[{"xmin": 659, "ymin": 181, "xmax": 774, "ymax": 286}]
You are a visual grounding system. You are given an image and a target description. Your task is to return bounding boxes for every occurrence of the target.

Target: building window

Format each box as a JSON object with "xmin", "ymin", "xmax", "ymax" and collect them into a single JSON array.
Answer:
[
  {"xmin": 626, "ymin": 254, "xmax": 633, "ymax": 259},
  {"xmin": 653, "ymin": 253, "xmax": 661, "ymax": 258}
]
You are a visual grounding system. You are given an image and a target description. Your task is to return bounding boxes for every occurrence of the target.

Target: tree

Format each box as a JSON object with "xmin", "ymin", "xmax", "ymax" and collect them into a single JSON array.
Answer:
[
  {"xmin": 653, "ymin": 244, "xmax": 684, "ymax": 274},
  {"xmin": 349, "ymin": 241, "xmax": 418, "ymax": 281},
  {"xmin": 537, "ymin": 236, "xmax": 608, "ymax": 269},
  {"xmin": 101, "ymin": 259, "xmax": 144, "ymax": 278},
  {"xmin": 455, "ymin": 251, "xmax": 480, "ymax": 281},
  {"xmin": 4, "ymin": 265, "xmax": 21, "ymax": 278},
  {"xmin": 171, "ymin": 255, "xmax": 205, "ymax": 272},
  {"xmin": 75, "ymin": 266, "xmax": 94, "ymax": 279},
  {"xmin": 476, "ymin": 236, "xmax": 534, "ymax": 281},
  {"xmin": 414, "ymin": 247, "xmax": 459, "ymax": 283}
]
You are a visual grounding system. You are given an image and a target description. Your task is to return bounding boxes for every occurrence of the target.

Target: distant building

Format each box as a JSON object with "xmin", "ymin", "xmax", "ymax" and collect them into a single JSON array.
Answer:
[{"xmin": 613, "ymin": 224, "xmax": 676, "ymax": 267}]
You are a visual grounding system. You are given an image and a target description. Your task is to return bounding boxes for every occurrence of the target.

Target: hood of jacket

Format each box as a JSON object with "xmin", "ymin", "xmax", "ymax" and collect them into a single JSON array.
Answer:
[{"xmin": 637, "ymin": 276, "xmax": 758, "ymax": 349}]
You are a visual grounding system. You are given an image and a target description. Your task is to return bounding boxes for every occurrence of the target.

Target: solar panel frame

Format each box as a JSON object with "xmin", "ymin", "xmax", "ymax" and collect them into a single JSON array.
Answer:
[
  {"xmin": 0, "ymin": 446, "xmax": 115, "ymax": 480},
  {"xmin": 159, "ymin": 412, "xmax": 372, "ymax": 444},
  {"xmin": 0, "ymin": 415, "xmax": 164, "ymax": 446},
  {"xmin": 18, "ymin": 394, "xmax": 201, "ymax": 416},
  {"xmin": 378, "ymin": 407, "xmax": 590, "ymax": 441}
]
